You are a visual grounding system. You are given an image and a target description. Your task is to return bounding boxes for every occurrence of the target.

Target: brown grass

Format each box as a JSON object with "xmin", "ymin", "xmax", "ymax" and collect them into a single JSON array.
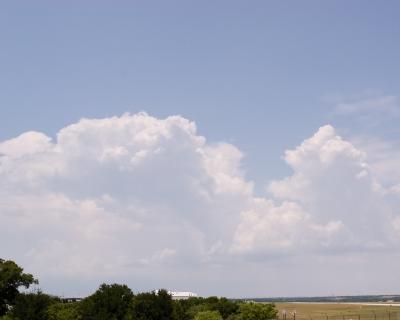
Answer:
[{"xmin": 274, "ymin": 302, "xmax": 400, "ymax": 320}]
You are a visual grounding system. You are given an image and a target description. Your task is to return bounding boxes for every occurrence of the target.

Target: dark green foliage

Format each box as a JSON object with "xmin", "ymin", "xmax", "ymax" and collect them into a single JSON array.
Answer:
[
  {"xmin": 172, "ymin": 300, "xmax": 187, "ymax": 320},
  {"xmin": 132, "ymin": 289, "xmax": 173, "ymax": 320},
  {"xmin": 194, "ymin": 310, "xmax": 223, "ymax": 320},
  {"xmin": 210, "ymin": 297, "xmax": 239, "ymax": 319},
  {"xmin": 173, "ymin": 297, "xmax": 240, "ymax": 320},
  {"xmin": 236, "ymin": 302, "xmax": 278, "ymax": 320},
  {"xmin": 46, "ymin": 302, "xmax": 81, "ymax": 320},
  {"xmin": 186, "ymin": 304, "xmax": 211, "ymax": 319},
  {"xmin": 0, "ymin": 259, "xmax": 38, "ymax": 316},
  {"xmin": 9, "ymin": 291, "xmax": 59, "ymax": 320},
  {"xmin": 79, "ymin": 283, "xmax": 134, "ymax": 320},
  {"xmin": 173, "ymin": 297, "xmax": 204, "ymax": 320}
]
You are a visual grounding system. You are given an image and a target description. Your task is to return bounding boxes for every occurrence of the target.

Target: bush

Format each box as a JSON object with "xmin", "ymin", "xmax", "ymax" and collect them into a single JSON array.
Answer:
[
  {"xmin": 174, "ymin": 297, "xmax": 240, "ymax": 320},
  {"xmin": 236, "ymin": 302, "xmax": 277, "ymax": 320},
  {"xmin": 194, "ymin": 311, "xmax": 223, "ymax": 320},
  {"xmin": 9, "ymin": 291, "xmax": 58, "ymax": 320},
  {"xmin": 46, "ymin": 302, "xmax": 81, "ymax": 320}
]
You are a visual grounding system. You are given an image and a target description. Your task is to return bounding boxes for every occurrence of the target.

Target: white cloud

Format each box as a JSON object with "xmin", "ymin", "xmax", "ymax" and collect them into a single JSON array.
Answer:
[
  {"xmin": 334, "ymin": 94, "xmax": 399, "ymax": 116},
  {"xmin": 0, "ymin": 131, "xmax": 53, "ymax": 158},
  {"xmin": 139, "ymin": 248, "xmax": 177, "ymax": 266},
  {"xmin": 231, "ymin": 197, "xmax": 347, "ymax": 256},
  {"xmin": 232, "ymin": 125, "xmax": 400, "ymax": 257},
  {"xmin": 1, "ymin": 113, "xmax": 400, "ymax": 296},
  {"xmin": 351, "ymin": 136, "xmax": 400, "ymax": 187},
  {"xmin": 0, "ymin": 113, "xmax": 250, "ymax": 285},
  {"xmin": 231, "ymin": 199, "xmax": 312, "ymax": 254}
]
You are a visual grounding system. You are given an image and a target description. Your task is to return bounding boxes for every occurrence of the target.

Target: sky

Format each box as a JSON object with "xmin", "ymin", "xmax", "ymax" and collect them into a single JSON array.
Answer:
[{"xmin": 0, "ymin": 1, "xmax": 400, "ymax": 298}]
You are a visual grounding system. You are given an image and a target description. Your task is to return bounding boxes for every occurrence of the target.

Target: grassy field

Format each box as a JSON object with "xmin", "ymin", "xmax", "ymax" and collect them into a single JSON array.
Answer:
[{"xmin": 274, "ymin": 303, "xmax": 400, "ymax": 320}]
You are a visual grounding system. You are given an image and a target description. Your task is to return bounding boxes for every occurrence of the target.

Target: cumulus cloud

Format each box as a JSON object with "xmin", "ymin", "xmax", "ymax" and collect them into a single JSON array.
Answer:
[
  {"xmin": 0, "ymin": 113, "xmax": 250, "ymax": 283},
  {"xmin": 351, "ymin": 136, "xmax": 400, "ymax": 187},
  {"xmin": 1, "ymin": 113, "xmax": 400, "ymax": 296},
  {"xmin": 232, "ymin": 125, "xmax": 400, "ymax": 257},
  {"xmin": 269, "ymin": 126, "xmax": 399, "ymax": 249}
]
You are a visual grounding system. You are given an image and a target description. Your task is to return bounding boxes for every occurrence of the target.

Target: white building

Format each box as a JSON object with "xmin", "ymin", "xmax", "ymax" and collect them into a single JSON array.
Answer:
[{"xmin": 168, "ymin": 291, "xmax": 198, "ymax": 300}]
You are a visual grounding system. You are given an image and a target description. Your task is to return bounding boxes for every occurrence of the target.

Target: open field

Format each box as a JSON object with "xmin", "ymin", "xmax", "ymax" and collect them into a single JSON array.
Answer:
[{"xmin": 274, "ymin": 302, "xmax": 400, "ymax": 320}]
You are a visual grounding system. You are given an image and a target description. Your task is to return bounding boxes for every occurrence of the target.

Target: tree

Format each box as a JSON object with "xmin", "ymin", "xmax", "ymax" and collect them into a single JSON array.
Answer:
[
  {"xmin": 0, "ymin": 259, "xmax": 38, "ymax": 316},
  {"xmin": 175, "ymin": 297, "xmax": 239, "ymax": 320},
  {"xmin": 173, "ymin": 297, "xmax": 204, "ymax": 320},
  {"xmin": 186, "ymin": 304, "xmax": 211, "ymax": 319},
  {"xmin": 204, "ymin": 297, "xmax": 239, "ymax": 319},
  {"xmin": 46, "ymin": 302, "xmax": 81, "ymax": 320},
  {"xmin": 194, "ymin": 311, "xmax": 223, "ymax": 320},
  {"xmin": 172, "ymin": 300, "xmax": 187, "ymax": 320},
  {"xmin": 132, "ymin": 289, "xmax": 173, "ymax": 320},
  {"xmin": 236, "ymin": 302, "xmax": 277, "ymax": 320},
  {"xmin": 9, "ymin": 291, "xmax": 58, "ymax": 320},
  {"xmin": 79, "ymin": 283, "xmax": 134, "ymax": 320}
]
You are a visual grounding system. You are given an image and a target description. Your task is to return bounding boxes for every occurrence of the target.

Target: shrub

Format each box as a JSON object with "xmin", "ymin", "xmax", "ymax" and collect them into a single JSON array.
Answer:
[
  {"xmin": 194, "ymin": 310, "xmax": 223, "ymax": 320},
  {"xmin": 236, "ymin": 302, "xmax": 277, "ymax": 320},
  {"xmin": 47, "ymin": 302, "xmax": 81, "ymax": 320},
  {"xmin": 9, "ymin": 291, "xmax": 58, "ymax": 320}
]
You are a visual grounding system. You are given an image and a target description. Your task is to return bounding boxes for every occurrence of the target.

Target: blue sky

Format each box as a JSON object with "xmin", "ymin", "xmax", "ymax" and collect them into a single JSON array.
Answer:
[
  {"xmin": 1, "ymin": 1, "xmax": 400, "ymax": 297},
  {"xmin": 2, "ymin": 1, "xmax": 399, "ymax": 185}
]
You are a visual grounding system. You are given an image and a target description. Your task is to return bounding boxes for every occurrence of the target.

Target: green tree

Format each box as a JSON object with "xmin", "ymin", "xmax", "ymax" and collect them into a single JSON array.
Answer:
[
  {"xmin": 0, "ymin": 259, "xmax": 38, "ymax": 316},
  {"xmin": 9, "ymin": 291, "xmax": 58, "ymax": 320},
  {"xmin": 194, "ymin": 310, "xmax": 223, "ymax": 320},
  {"xmin": 79, "ymin": 283, "xmax": 134, "ymax": 320},
  {"xmin": 132, "ymin": 289, "xmax": 173, "ymax": 320},
  {"xmin": 46, "ymin": 302, "xmax": 81, "ymax": 320},
  {"xmin": 205, "ymin": 297, "xmax": 239, "ymax": 319},
  {"xmin": 177, "ymin": 297, "xmax": 239, "ymax": 320},
  {"xmin": 186, "ymin": 304, "xmax": 210, "ymax": 319},
  {"xmin": 236, "ymin": 302, "xmax": 277, "ymax": 320},
  {"xmin": 172, "ymin": 300, "xmax": 187, "ymax": 320},
  {"xmin": 173, "ymin": 297, "xmax": 204, "ymax": 320}
]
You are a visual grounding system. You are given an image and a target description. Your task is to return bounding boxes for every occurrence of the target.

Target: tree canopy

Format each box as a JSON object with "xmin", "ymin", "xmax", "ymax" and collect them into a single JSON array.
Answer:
[
  {"xmin": 46, "ymin": 302, "xmax": 81, "ymax": 320},
  {"xmin": 235, "ymin": 302, "xmax": 278, "ymax": 320},
  {"xmin": 9, "ymin": 291, "xmax": 58, "ymax": 320},
  {"xmin": 0, "ymin": 259, "xmax": 37, "ymax": 316},
  {"xmin": 79, "ymin": 283, "xmax": 134, "ymax": 320},
  {"xmin": 132, "ymin": 289, "xmax": 174, "ymax": 320},
  {"xmin": 194, "ymin": 310, "xmax": 223, "ymax": 320}
]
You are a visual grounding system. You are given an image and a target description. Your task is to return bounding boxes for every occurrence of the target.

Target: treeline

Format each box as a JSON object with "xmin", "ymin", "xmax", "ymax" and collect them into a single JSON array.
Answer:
[{"xmin": 0, "ymin": 259, "xmax": 277, "ymax": 320}]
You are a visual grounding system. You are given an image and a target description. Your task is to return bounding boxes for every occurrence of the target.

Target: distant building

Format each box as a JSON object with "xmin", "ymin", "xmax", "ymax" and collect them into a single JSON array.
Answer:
[
  {"xmin": 61, "ymin": 297, "xmax": 83, "ymax": 303},
  {"xmin": 168, "ymin": 291, "xmax": 198, "ymax": 300}
]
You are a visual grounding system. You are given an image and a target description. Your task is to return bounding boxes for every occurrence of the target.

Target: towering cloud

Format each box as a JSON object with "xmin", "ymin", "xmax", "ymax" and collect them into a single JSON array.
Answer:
[
  {"xmin": 233, "ymin": 125, "xmax": 399, "ymax": 256},
  {"xmin": 1, "ymin": 114, "xmax": 399, "ymax": 296}
]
